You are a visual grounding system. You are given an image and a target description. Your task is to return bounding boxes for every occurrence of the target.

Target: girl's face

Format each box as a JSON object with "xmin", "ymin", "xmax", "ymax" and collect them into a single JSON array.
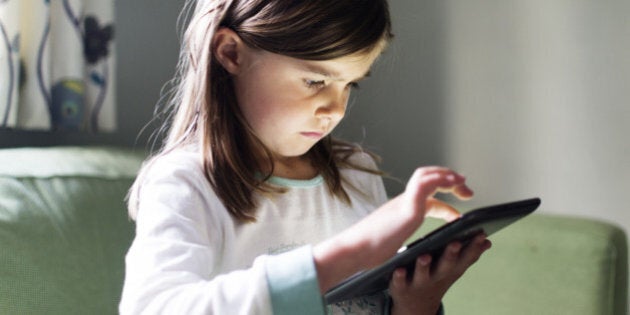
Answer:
[{"xmin": 232, "ymin": 48, "xmax": 380, "ymax": 163}]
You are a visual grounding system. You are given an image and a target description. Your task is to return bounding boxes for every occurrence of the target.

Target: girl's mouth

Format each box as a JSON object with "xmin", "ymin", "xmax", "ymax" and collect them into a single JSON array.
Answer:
[{"xmin": 300, "ymin": 132, "xmax": 324, "ymax": 139}]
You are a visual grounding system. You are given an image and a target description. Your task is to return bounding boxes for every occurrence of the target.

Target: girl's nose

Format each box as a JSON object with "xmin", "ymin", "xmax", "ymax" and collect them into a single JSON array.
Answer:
[{"xmin": 315, "ymin": 88, "xmax": 347, "ymax": 121}]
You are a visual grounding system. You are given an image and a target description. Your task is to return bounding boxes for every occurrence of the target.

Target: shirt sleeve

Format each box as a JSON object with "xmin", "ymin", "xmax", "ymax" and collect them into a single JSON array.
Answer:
[
  {"xmin": 119, "ymin": 154, "xmax": 325, "ymax": 314},
  {"xmin": 266, "ymin": 246, "xmax": 325, "ymax": 315}
]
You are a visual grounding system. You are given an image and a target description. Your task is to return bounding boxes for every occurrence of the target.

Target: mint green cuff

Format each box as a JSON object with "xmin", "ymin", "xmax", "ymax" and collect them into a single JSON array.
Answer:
[{"xmin": 266, "ymin": 245, "xmax": 325, "ymax": 315}]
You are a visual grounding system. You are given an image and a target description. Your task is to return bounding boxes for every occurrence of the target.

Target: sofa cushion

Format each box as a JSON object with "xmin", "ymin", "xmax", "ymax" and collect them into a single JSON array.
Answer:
[
  {"xmin": 0, "ymin": 147, "xmax": 145, "ymax": 314},
  {"xmin": 413, "ymin": 213, "xmax": 628, "ymax": 315}
]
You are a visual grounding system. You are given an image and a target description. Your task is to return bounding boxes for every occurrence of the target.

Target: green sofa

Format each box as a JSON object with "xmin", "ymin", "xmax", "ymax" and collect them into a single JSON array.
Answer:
[{"xmin": 0, "ymin": 146, "xmax": 627, "ymax": 314}]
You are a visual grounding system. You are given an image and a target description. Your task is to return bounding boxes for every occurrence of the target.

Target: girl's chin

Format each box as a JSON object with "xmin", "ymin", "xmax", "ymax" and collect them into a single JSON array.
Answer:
[
  {"xmin": 276, "ymin": 149, "xmax": 312, "ymax": 160},
  {"xmin": 277, "ymin": 144, "xmax": 319, "ymax": 158}
]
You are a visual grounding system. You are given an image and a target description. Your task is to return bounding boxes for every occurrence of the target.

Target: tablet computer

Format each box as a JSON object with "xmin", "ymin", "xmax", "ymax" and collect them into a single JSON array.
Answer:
[{"xmin": 324, "ymin": 197, "xmax": 541, "ymax": 304}]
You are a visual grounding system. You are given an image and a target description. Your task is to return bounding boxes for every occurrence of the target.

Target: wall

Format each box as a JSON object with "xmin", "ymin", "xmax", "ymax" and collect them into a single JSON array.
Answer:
[
  {"xmin": 440, "ymin": 0, "xmax": 630, "ymax": 234},
  {"xmin": 344, "ymin": 1, "xmax": 629, "ymax": 237},
  {"xmin": 113, "ymin": 0, "xmax": 183, "ymax": 149}
]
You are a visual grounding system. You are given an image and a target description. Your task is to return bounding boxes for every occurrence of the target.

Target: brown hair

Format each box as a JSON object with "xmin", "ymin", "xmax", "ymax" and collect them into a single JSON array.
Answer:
[{"xmin": 129, "ymin": 0, "xmax": 393, "ymax": 222}]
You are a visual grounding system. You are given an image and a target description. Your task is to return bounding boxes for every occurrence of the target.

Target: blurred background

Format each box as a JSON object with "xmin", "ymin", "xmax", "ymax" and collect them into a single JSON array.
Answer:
[
  {"xmin": 341, "ymin": 0, "xmax": 630, "ymax": 239},
  {"xmin": 2, "ymin": 0, "xmax": 627, "ymax": 237}
]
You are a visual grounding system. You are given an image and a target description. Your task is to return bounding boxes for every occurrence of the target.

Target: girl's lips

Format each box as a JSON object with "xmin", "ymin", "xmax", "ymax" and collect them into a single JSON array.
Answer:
[{"xmin": 301, "ymin": 132, "xmax": 324, "ymax": 139}]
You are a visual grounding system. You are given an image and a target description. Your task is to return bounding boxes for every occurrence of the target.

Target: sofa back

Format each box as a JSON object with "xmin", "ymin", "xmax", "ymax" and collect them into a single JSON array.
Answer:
[{"xmin": 0, "ymin": 147, "xmax": 144, "ymax": 314}]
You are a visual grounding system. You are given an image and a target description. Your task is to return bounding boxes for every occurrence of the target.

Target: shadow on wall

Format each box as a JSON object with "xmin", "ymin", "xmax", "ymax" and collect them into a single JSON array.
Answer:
[{"xmin": 335, "ymin": 0, "xmax": 449, "ymax": 196}]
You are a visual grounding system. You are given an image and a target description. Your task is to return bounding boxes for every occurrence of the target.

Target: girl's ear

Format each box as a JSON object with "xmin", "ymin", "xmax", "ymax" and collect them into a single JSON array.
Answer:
[{"xmin": 213, "ymin": 27, "xmax": 245, "ymax": 75}]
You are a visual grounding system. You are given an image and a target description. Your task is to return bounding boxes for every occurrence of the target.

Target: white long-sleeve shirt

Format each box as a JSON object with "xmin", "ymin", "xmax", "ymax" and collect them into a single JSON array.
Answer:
[{"xmin": 119, "ymin": 147, "xmax": 389, "ymax": 314}]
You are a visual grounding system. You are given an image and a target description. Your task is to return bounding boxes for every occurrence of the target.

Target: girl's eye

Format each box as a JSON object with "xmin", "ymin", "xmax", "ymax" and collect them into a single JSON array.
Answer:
[{"xmin": 304, "ymin": 79, "xmax": 326, "ymax": 89}]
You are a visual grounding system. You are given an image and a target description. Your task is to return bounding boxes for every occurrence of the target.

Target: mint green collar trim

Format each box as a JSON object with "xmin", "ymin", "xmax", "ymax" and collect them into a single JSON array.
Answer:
[{"xmin": 266, "ymin": 175, "xmax": 324, "ymax": 188}]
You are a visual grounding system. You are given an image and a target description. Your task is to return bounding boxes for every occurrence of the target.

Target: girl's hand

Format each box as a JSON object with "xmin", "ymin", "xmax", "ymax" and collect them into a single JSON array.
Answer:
[
  {"xmin": 402, "ymin": 166, "xmax": 473, "ymax": 222},
  {"xmin": 314, "ymin": 167, "xmax": 474, "ymax": 293},
  {"xmin": 389, "ymin": 234, "xmax": 492, "ymax": 315}
]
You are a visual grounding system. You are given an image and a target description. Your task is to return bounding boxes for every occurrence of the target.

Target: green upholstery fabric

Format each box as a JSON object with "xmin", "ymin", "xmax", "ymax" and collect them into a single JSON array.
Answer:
[
  {"xmin": 412, "ymin": 215, "xmax": 628, "ymax": 315},
  {"xmin": 0, "ymin": 146, "xmax": 627, "ymax": 314},
  {"xmin": 0, "ymin": 147, "xmax": 144, "ymax": 314}
]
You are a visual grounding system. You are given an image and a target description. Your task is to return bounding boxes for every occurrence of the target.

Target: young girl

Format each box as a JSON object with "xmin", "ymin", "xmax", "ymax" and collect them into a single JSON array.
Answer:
[{"xmin": 120, "ymin": 0, "xmax": 491, "ymax": 314}]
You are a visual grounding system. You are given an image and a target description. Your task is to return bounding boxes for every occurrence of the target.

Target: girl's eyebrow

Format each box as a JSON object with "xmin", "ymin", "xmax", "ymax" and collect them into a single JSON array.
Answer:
[{"xmin": 301, "ymin": 63, "xmax": 371, "ymax": 82}]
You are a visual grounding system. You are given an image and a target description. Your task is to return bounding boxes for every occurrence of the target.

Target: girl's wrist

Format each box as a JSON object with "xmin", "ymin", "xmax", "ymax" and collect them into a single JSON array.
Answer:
[
  {"xmin": 312, "ymin": 235, "xmax": 367, "ymax": 293},
  {"xmin": 313, "ymin": 195, "xmax": 422, "ymax": 294}
]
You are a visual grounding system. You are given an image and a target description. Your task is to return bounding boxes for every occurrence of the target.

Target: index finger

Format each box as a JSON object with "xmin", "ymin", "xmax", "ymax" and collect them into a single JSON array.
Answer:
[{"xmin": 425, "ymin": 198, "xmax": 461, "ymax": 222}]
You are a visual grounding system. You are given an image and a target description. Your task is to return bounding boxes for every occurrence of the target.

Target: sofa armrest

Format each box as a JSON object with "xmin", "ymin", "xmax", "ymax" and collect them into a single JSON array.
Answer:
[{"xmin": 412, "ymin": 213, "xmax": 628, "ymax": 315}]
